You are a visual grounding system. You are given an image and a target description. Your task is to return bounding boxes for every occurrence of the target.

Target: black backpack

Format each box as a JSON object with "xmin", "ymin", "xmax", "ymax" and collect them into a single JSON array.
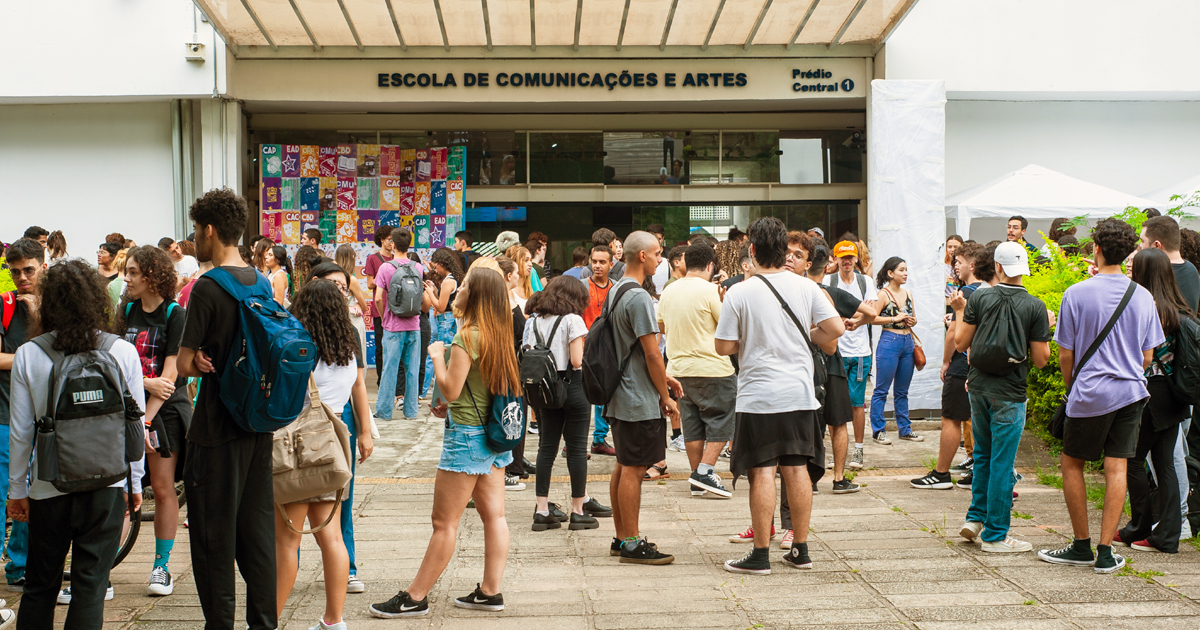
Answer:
[
  {"xmin": 1160, "ymin": 313, "xmax": 1200, "ymax": 405},
  {"xmin": 967, "ymin": 287, "xmax": 1031, "ymax": 376},
  {"xmin": 521, "ymin": 315, "xmax": 568, "ymax": 409},
  {"xmin": 582, "ymin": 282, "xmax": 639, "ymax": 406}
]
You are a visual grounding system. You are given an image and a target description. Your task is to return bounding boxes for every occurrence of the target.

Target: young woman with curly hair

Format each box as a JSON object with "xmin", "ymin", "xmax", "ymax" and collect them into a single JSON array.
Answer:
[
  {"xmin": 10, "ymin": 260, "xmax": 146, "ymax": 625},
  {"xmin": 422, "ymin": 248, "xmax": 465, "ymax": 394},
  {"xmin": 264, "ymin": 245, "xmax": 292, "ymax": 307},
  {"xmin": 276, "ymin": 265, "xmax": 374, "ymax": 628},
  {"xmin": 292, "ymin": 244, "xmax": 324, "ymax": 298},
  {"xmin": 113, "ymin": 245, "xmax": 189, "ymax": 596},
  {"xmin": 370, "ymin": 266, "xmax": 519, "ymax": 619}
]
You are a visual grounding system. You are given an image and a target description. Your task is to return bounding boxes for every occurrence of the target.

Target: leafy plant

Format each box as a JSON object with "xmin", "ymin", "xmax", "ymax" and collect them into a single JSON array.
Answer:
[{"xmin": 1012, "ymin": 511, "xmax": 1032, "ymax": 520}]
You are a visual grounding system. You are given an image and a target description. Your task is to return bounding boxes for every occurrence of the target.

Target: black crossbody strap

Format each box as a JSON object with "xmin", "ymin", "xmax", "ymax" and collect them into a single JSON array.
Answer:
[
  {"xmin": 754, "ymin": 275, "xmax": 814, "ymax": 347},
  {"xmin": 1067, "ymin": 280, "xmax": 1137, "ymax": 395}
]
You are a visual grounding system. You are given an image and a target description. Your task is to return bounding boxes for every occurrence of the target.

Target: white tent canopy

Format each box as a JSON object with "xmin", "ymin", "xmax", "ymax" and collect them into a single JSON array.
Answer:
[
  {"xmin": 1143, "ymin": 175, "xmax": 1200, "ymax": 207},
  {"xmin": 946, "ymin": 164, "xmax": 1158, "ymax": 240}
]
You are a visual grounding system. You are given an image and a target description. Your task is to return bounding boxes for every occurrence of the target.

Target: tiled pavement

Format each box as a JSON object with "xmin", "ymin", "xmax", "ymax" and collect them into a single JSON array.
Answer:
[{"xmin": 10, "ymin": 404, "xmax": 1200, "ymax": 630}]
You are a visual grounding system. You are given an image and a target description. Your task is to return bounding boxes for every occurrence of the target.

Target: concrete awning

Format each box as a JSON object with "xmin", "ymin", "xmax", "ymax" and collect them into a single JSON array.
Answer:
[{"xmin": 193, "ymin": 0, "xmax": 917, "ymax": 54}]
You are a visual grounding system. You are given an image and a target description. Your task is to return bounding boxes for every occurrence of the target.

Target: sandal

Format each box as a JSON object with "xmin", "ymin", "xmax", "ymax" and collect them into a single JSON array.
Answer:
[{"xmin": 643, "ymin": 463, "xmax": 669, "ymax": 481}]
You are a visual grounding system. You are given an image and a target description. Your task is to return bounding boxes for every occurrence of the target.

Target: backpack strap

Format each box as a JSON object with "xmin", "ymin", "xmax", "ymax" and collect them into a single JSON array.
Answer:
[
  {"xmin": 1, "ymin": 292, "xmax": 15, "ymax": 333},
  {"xmin": 545, "ymin": 315, "xmax": 564, "ymax": 347},
  {"xmin": 31, "ymin": 333, "xmax": 66, "ymax": 420},
  {"xmin": 207, "ymin": 266, "xmax": 272, "ymax": 301},
  {"xmin": 753, "ymin": 275, "xmax": 815, "ymax": 347}
]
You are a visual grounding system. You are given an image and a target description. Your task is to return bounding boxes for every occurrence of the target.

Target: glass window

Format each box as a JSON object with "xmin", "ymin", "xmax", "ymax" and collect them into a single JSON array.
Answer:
[
  {"xmin": 779, "ymin": 130, "xmax": 865, "ymax": 184},
  {"xmin": 721, "ymin": 132, "xmax": 780, "ymax": 183},
  {"xmin": 529, "ymin": 133, "xmax": 603, "ymax": 184},
  {"xmin": 683, "ymin": 132, "xmax": 719, "ymax": 184},
  {"xmin": 602, "ymin": 132, "xmax": 689, "ymax": 186}
]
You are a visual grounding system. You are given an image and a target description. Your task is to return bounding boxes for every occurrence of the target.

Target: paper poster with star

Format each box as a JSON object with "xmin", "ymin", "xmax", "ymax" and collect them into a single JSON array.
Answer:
[
  {"xmin": 300, "ymin": 146, "xmax": 319, "ymax": 177},
  {"xmin": 280, "ymin": 178, "xmax": 300, "ymax": 211},
  {"xmin": 399, "ymin": 182, "xmax": 415, "ymax": 216},
  {"xmin": 431, "ymin": 181, "xmax": 446, "ymax": 216},
  {"xmin": 261, "ymin": 177, "xmax": 282, "ymax": 211},
  {"xmin": 319, "ymin": 147, "xmax": 337, "ymax": 177},
  {"xmin": 261, "ymin": 144, "xmax": 282, "ymax": 178},
  {"xmin": 447, "ymin": 180, "xmax": 463, "ymax": 215},
  {"xmin": 336, "ymin": 144, "xmax": 357, "ymax": 177},
  {"xmin": 414, "ymin": 182, "xmax": 431, "ymax": 215},
  {"xmin": 336, "ymin": 177, "xmax": 356, "ymax": 211},
  {"xmin": 431, "ymin": 215, "xmax": 447, "ymax": 248},
  {"xmin": 282, "ymin": 145, "xmax": 301, "ymax": 177}
]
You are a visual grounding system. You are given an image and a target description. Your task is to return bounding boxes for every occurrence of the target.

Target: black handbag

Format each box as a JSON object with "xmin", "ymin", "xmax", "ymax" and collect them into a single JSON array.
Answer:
[{"xmin": 1049, "ymin": 281, "xmax": 1137, "ymax": 440}]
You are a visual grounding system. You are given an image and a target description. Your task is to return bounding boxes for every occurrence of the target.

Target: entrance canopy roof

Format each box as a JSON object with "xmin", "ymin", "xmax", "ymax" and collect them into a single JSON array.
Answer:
[{"xmin": 194, "ymin": 0, "xmax": 917, "ymax": 56}]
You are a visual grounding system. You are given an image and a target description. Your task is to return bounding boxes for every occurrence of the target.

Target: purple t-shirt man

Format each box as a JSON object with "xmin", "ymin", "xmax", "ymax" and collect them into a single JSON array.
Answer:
[
  {"xmin": 375, "ymin": 257, "xmax": 425, "ymax": 333},
  {"xmin": 1055, "ymin": 273, "xmax": 1163, "ymax": 418}
]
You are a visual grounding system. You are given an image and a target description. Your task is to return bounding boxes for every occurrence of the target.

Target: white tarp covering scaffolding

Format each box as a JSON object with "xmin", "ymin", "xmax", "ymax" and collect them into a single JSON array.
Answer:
[{"xmin": 868, "ymin": 80, "xmax": 946, "ymax": 413}]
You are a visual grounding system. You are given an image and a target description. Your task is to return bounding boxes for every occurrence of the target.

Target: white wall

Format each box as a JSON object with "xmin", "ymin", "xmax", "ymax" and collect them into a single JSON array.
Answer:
[
  {"xmin": 885, "ymin": 0, "xmax": 1200, "ymax": 98},
  {"xmin": 0, "ymin": 103, "xmax": 177, "ymax": 253},
  {"xmin": 0, "ymin": 0, "xmax": 221, "ymax": 100}
]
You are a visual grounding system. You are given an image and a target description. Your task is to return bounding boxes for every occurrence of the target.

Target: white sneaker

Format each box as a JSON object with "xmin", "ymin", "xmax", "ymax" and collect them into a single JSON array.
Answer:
[
  {"xmin": 308, "ymin": 620, "xmax": 348, "ymax": 630},
  {"xmin": 504, "ymin": 474, "xmax": 526, "ymax": 491},
  {"xmin": 58, "ymin": 585, "xmax": 114, "ymax": 605},
  {"xmin": 981, "ymin": 537, "xmax": 1033, "ymax": 554},
  {"xmin": 669, "ymin": 435, "xmax": 685, "ymax": 452},
  {"xmin": 347, "ymin": 575, "xmax": 366, "ymax": 594},
  {"xmin": 0, "ymin": 609, "xmax": 13, "ymax": 630},
  {"xmin": 959, "ymin": 521, "xmax": 983, "ymax": 542},
  {"xmin": 148, "ymin": 566, "xmax": 174, "ymax": 596}
]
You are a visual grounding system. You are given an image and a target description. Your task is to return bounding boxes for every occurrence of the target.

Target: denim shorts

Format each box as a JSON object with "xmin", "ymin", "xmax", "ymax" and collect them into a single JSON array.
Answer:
[{"xmin": 438, "ymin": 412, "xmax": 514, "ymax": 475}]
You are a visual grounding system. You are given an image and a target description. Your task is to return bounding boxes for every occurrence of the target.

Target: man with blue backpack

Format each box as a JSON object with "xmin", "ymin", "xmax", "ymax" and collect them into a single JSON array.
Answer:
[{"xmin": 178, "ymin": 189, "xmax": 317, "ymax": 630}]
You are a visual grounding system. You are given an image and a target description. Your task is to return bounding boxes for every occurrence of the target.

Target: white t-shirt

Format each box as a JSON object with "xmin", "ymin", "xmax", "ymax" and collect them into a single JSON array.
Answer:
[
  {"xmin": 313, "ymin": 359, "xmax": 357, "ymax": 413},
  {"xmin": 175, "ymin": 255, "xmax": 200, "ymax": 278},
  {"xmin": 827, "ymin": 271, "xmax": 874, "ymax": 358},
  {"xmin": 652, "ymin": 259, "xmax": 670, "ymax": 295},
  {"xmin": 522, "ymin": 313, "xmax": 588, "ymax": 371},
  {"xmin": 716, "ymin": 270, "xmax": 840, "ymax": 413}
]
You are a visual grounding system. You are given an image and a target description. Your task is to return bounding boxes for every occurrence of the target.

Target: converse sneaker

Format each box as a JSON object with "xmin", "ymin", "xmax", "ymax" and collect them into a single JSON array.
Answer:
[
  {"xmin": 898, "ymin": 432, "xmax": 924, "ymax": 442},
  {"xmin": 148, "ymin": 566, "xmax": 174, "ymax": 596},
  {"xmin": 689, "ymin": 470, "xmax": 732, "ymax": 498},
  {"xmin": 832, "ymin": 479, "xmax": 860, "ymax": 494},
  {"xmin": 729, "ymin": 525, "xmax": 774, "ymax": 543},
  {"xmin": 848, "ymin": 447, "xmax": 864, "ymax": 470},
  {"xmin": 532, "ymin": 511, "xmax": 562, "ymax": 531},
  {"xmin": 57, "ymin": 585, "xmax": 114, "ymax": 605},
  {"xmin": 1094, "ymin": 546, "xmax": 1126, "ymax": 574},
  {"xmin": 779, "ymin": 529, "xmax": 794, "ymax": 549},
  {"xmin": 910, "ymin": 470, "xmax": 953, "ymax": 490},
  {"xmin": 347, "ymin": 575, "xmax": 365, "ymax": 594},
  {"xmin": 454, "ymin": 584, "xmax": 504, "ymax": 611},
  {"xmin": 781, "ymin": 542, "xmax": 813, "ymax": 569},
  {"xmin": 669, "ymin": 435, "xmax": 685, "ymax": 452},
  {"xmin": 981, "ymin": 536, "xmax": 1033, "ymax": 553},
  {"xmin": 1038, "ymin": 541, "xmax": 1096, "ymax": 566},
  {"xmin": 504, "ymin": 474, "xmax": 526, "ymax": 491},
  {"xmin": 619, "ymin": 539, "xmax": 674, "ymax": 565},
  {"xmin": 724, "ymin": 548, "xmax": 771, "ymax": 575},
  {"xmin": 955, "ymin": 472, "xmax": 973, "ymax": 489},
  {"xmin": 873, "ymin": 431, "xmax": 891, "ymax": 445},
  {"xmin": 951, "ymin": 456, "xmax": 974, "ymax": 473},
  {"xmin": 959, "ymin": 521, "xmax": 983, "ymax": 542},
  {"xmin": 582, "ymin": 497, "xmax": 612, "ymax": 517},
  {"xmin": 369, "ymin": 591, "xmax": 430, "ymax": 618}
]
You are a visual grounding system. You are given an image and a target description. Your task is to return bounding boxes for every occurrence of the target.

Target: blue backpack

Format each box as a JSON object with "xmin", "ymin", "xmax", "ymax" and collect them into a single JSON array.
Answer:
[{"xmin": 206, "ymin": 267, "xmax": 317, "ymax": 433}]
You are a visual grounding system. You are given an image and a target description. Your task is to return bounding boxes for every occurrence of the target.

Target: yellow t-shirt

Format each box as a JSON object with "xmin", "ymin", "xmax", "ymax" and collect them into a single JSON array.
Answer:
[{"xmin": 656, "ymin": 277, "xmax": 734, "ymax": 378}]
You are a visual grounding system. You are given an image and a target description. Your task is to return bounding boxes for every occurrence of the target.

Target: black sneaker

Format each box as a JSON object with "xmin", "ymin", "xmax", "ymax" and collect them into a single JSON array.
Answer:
[
  {"xmin": 583, "ymin": 497, "xmax": 612, "ymax": 517},
  {"xmin": 609, "ymin": 537, "xmax": 622, "ymax": 557},
  {"xmin": 547, "ymin": 502, "xmax": 569, "ymax": 522},
  {"xmin": 782, "ymin": 542, "xmax": 813, "ymax": 569},
  {"xmin": 911, "ymin": 470, "xmax": 953, "ymax": 490},
  {"xmin": 453, "ymin": 584, "xmax": 504, "ymax": 612},
  {"xmin": 689, "ymin": 470, "xmax": 732, "ymax": 498},
  {"xmin": 528, "ymin": 422, "xmax": 539, "ymax": 435},
  {"xmin": 532, "ymin": 511, "xmax": 562, "ymax": 532},
  {"xmin": 955, "ymin": 472, "xmax": 973, "ymax": 489},
  {"xmin": 832, "ymin": 479, "xmax": 860, "ymax": 494},
  {"xmin": 569, "ymin": 512, "xmax": 599, "ymax": 530},
  {"xmin": 1037, "ymin": 541, "xmax": 1095, "ymax": 567},
  {"xmin": 369, "ymin": 591, "xmax": 430, "ymax": 618},
  {"xmin": 723, "ymin": 548, "xmax": 771, "ymax": 575},
  {"xmin": 950, "ymin": 457, "xmax": 974, "ymax": 473},
  {"xmin": 619, "ymin": 539, "xmax": 674, "ymax": 565},
  {"xmin": 812, "ymin": 482, "xmax": 819, "ymax": 495},
  {"xmin": 1094, "ymin": 546, "xmax": 1126, "ymax": 574}
]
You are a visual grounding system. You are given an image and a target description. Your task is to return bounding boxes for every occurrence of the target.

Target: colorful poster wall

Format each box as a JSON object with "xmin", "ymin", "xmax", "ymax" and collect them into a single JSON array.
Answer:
[{"xmin": 261, "ymin": 143, "xmax": 467, "ymax": 367}]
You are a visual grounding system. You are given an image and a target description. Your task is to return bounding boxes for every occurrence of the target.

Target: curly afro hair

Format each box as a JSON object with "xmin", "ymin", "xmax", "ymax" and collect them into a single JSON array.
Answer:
[
  {"xmin": 189, "ymin": 188, "xmax": 247, "ymax": 246},
  {"xmin": 1092, "ymin": 218, "xmax": 1138, "ymax": 267},
  {"xmin": 113, "ymin": 246, "xmax": 178, "ymax": 335},
  {"xmin": 290, "ymin": 278, "xmax": 358, "ymax": 367},
  {"xmin": 32, "ymin": 259, "xmax": 114, "ymax": 355}
]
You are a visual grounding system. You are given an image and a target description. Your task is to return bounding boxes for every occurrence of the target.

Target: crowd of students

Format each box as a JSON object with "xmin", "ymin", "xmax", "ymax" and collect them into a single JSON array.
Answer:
[{"xmin": 2, "ymin": 195, "xmax": 1199, "ymax": 629}]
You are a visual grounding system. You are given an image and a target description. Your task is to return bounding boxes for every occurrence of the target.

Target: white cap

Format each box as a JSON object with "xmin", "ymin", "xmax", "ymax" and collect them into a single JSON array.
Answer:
[{"xmin": 994, "ymin": 241, "xmax": 1030, "ymax": 277}]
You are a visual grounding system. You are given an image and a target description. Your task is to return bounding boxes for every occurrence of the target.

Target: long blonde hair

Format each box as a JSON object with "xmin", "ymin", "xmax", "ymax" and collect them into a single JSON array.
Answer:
[
  {"xmin": 457, "ymin": 266, "xmax": 520, "ymax": 396},
  {"xmin": 505, "ymin": 245, "xmax": 533, "ymax": 298},
  {"xmin": 335, "ymin": 244, "xmax": 357, "ymax": 278}
]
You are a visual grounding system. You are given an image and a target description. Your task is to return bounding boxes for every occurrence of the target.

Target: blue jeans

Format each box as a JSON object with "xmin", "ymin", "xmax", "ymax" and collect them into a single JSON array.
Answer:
[
  {"xmin": 0, "ymin": 424, "xmax": 27, "ymax": 583},
  {"xmin": 592, "ymin": 406, "xmax": 610, "ymax": 444},
  {"xmin": 377, "ymin": 329, "xmax": 420, "ymax": 419},
  {"xmin": 870, "ymin": 330, "xmax": 915, "ymax": 435},
  {"xmin": 424, "ymin": 312, "xmax": 456, "ymax": 396},
  {"xmin": 339, "ymin": 402, "xmax": 357, "ymax": 575},
  {"xmin": 966, "ymin": 395, "xmax": 1025, "ymax": 543}
]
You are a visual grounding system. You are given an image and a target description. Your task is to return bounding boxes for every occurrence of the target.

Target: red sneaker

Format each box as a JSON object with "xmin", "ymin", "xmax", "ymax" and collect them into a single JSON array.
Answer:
[
  {"xmin": 1130, "ymin": 539, "xmax": 1159, "ymax": 552},
  {"xmin": 779, "ymin": 529, "xmax": 794, "ymax": 549},
  {"xmin": 590, "ymin": 442, "xmax": 616, "ymax": 456},
  {"xmin": 1112, "ymin": 532, "xmax": 1128, "ymax": 547},
  {"xmin": 728, "ymin": 525, "xmax": 775, "ymax": 543}
]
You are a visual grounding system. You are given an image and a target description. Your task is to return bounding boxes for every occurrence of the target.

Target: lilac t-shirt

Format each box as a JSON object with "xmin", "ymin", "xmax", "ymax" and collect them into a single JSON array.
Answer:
[
  {"xmin": 374, "ymin": 258, "xmax": 425, "ymax": 333},
  {"xmin": 1055, "ymin": 273, "xmax": 1163, "ymax": 417}
]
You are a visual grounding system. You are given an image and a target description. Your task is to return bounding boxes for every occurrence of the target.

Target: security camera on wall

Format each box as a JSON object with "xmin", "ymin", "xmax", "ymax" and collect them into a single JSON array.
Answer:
[{"xmin": 184, "ymin": 36, "xmax": 205, "ymax": 62}]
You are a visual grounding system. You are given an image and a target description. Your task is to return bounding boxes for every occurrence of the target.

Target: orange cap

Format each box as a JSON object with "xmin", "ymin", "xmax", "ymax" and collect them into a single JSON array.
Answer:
[{"xmin": 833, "ymin": 240, "xmax": 858, "ymax": 258}]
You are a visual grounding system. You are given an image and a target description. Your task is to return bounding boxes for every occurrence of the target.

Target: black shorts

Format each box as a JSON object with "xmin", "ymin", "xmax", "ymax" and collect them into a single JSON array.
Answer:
[
  {"xmin": 730, "ymin": 409, "xmax": 824, "ymax": 484},
  {"xmin": 822, "ymin": 375, "xmax": 853, "ymax": 428},
  {"xmin": 610, "ymin": 418, "xmax": 667, "ymax": 467},
  {"xmin": 151, "ymin": 398, "xmax": 192, "ymax": 454},
  {"xmin": 941, "ymin": 376, "xmax": 970, "ymax": 422},
  {"xmin": 1063, "ymin": 399, "xmax": 1146, "ymax": 461}
]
